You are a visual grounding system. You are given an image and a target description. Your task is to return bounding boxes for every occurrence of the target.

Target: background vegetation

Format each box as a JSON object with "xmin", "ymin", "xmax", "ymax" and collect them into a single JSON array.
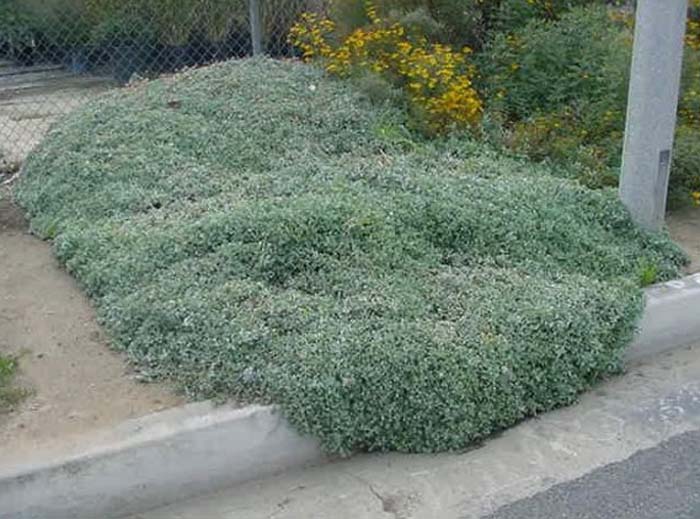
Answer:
[
  {"xmin": 296, "ymin": 0, "xmax": 700, "ymax": 206},
  {"xmin": 0, "ymin": 0, "xmax": 319, "ymax": 77}
]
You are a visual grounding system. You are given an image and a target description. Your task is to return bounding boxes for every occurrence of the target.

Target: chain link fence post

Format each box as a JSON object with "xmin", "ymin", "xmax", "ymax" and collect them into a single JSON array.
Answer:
[{"xmin": 249, "ymin": 0, "xmax": 264, "ymax": 56}]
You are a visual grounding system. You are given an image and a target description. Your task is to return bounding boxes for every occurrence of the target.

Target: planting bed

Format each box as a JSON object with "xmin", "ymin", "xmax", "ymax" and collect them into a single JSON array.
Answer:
[{"xmin": 15, "ymin": 58, "xmax": 688, "ymax": 454}]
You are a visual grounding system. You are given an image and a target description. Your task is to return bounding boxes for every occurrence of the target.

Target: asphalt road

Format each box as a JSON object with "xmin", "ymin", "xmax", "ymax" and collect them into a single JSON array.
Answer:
[{"xmin": 485, "ymin": 430, "xmax": 700, "ymax": 519}]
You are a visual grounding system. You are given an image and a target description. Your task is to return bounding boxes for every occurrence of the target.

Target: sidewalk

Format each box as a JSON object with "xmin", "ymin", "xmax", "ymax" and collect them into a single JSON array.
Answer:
[{"xmin": 134, "ymin": 342, "xmax": 700, "ymax": 519}]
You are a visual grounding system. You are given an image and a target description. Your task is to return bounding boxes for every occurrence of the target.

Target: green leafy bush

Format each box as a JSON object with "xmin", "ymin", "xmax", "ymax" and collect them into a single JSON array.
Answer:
[
  {"xmin": 0, "ymin": 0, "xmax": 97, "ymax": 53},
  {"xmin": 478, "ymin": 4, "xmax": 700, "ymax": 201},
  {"xmin": 84, "ymin": 0, "xmax": 230, "ymax": 48},
  {"xmin": 17, "ymin": 59, "xmax": 686, "ymax": 454},
  {"xmin": 478, "ymin": 5, "xmax": 630, "ymax": 121},
  {"xmin": 327, "ymin": 0, "xmax": 607, "ymax": 50},
  {"xmin": 494, "ymin": 0, "xmax": 610, "ymax": 34},
  {"xmin": 0, "ymin": 2, "xmax": 42, "ymax": 59},
  {"xmin": 476, "ymin": 6, "xmax": 631, "ymax": 190},
  {"xmin": 2, "ymin": 0, "xmax": 245, "ymax": 55},
  {"xmin": 670, "ymin": 126, "xmax": 700, "ymax": 207}
]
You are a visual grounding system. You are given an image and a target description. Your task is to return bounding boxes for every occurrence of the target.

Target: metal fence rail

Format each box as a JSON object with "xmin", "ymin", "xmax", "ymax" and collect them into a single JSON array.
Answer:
[{"xmin": 0, "ymin": 0, "xmax": 326, "ymax": 166}]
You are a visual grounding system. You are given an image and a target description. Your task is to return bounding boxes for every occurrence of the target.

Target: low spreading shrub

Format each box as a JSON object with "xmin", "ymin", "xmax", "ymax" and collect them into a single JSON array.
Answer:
[{"xmin": 17, "ymin": 59, "xmax": 686, "ymax": 454}]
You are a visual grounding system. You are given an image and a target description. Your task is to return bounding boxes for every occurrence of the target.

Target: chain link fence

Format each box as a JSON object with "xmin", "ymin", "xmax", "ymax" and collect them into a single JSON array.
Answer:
[{"xmin": 0, "ymin": 0, "xmax": 327, "ymax": 167}]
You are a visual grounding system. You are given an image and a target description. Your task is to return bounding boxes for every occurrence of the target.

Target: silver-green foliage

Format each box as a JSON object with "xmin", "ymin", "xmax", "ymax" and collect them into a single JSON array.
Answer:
[{"xmin": 16, "ymin": 59, "xmax": 686, "ymax": 453}]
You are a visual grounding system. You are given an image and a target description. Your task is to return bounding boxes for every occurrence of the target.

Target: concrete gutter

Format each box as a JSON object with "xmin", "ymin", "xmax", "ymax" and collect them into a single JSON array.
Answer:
[{"xmin": 1, "ymin": 274, "xmax": 699, "ymax": 519}]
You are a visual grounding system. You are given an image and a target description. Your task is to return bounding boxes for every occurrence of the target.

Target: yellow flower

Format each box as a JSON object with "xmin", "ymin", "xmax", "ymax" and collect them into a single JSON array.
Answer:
[{"xmin": 289, "ymin": 2, "xmax": 482, "ymax": 131}]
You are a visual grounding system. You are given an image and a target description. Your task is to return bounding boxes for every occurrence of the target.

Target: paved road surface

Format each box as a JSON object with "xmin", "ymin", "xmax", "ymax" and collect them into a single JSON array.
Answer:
[{"xmin": 486, "ymin": 430, "xmax": 700, "ymax": 519}]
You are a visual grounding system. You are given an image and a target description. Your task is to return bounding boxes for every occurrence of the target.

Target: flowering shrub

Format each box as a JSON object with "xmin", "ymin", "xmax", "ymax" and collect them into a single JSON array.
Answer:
[
  {"xmin": 290, "ymin": 1, "xmax": 699, "ymax": 203},
  {"xmin": 327, "ymin": 0, "xmax": 497, "ymax": 50},
  {"xmin": 289, "ymin": 2, "xmax": 482, "ymax": 131},
  {"xmin": 688, "ymin": 20, "xmax": 700, "ymax": 51},
  {"xmin": 325, "ymin": 0, "xmax": 607, "ymax": 53},
  {"xmin": 689, "ymin": 0, "xmax": 700, "ymax": 51}
]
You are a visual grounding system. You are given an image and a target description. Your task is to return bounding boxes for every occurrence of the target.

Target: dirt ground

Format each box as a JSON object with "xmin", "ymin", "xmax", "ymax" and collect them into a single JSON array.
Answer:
[
  {"xmin": 668, "ymin": 206, "xmax": 700, "ymax": 274},
  {"xmin": 0, "ymin": 187, "xmax": 182, "ymax": 466}
]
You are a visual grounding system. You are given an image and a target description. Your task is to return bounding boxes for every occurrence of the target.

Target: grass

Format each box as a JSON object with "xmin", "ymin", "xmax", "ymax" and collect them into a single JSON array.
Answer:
[
  {"xmin": 0, "ymin": 354, "xmax": 26, "ymax": 414},
  {"xmin": 16, "ymin": 58, "xmax": 688, "ymax": 454}
]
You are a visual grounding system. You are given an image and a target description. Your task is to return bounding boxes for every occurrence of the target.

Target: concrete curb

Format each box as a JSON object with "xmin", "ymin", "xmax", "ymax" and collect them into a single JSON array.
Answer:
[
  {"xmin": 0, "ymin": 404, "xmax": 324, "ymax": 519},
  {"xmin": 1, "ymin": 274, "xmax": 699, "ymax": 519},
  {"xmin": 626, "ymin": 272, "xmax": 700, "ymax": 362}
]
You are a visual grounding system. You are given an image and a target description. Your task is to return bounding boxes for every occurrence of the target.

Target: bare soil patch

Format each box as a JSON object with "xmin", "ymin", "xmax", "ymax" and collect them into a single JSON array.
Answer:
[
  {"xmin": 0, "ymin": 188, "xmax": 182, "ymax": 466},
  {"xmin": 668, "ymin": 207, "xmax": 700, "ymax": 274}
]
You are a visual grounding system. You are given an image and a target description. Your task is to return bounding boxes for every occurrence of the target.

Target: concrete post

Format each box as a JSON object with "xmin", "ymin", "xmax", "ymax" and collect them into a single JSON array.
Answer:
[
  {"xmin": 249, "ymin": 0, "xmax": 264, "ymax": 56},
  {"xmin": 620, "ymin": 0, "xmax": 688, "ymax": 231}
]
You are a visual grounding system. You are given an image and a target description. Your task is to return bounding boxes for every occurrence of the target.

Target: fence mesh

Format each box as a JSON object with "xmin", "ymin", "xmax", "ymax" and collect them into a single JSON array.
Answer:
[{"xmin": 0, "ymin": 0, "xmax": 325, "ymax": 168}]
